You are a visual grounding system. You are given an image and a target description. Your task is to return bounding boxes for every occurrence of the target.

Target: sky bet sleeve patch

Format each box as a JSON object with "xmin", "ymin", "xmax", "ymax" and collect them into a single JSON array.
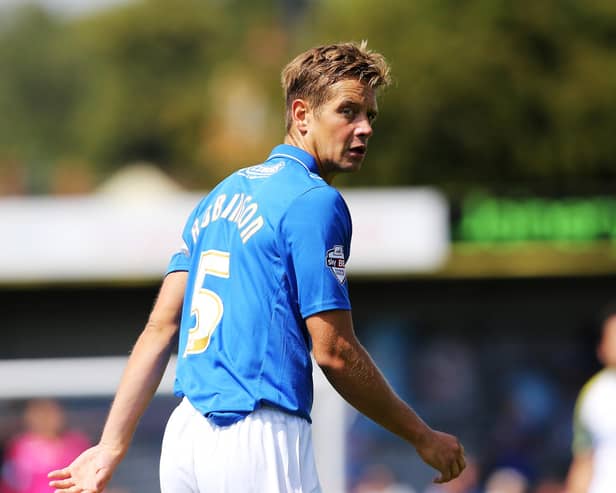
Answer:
[{"xmin": 326, "ymin": 245, "xmax": 346, "ymax": 284}]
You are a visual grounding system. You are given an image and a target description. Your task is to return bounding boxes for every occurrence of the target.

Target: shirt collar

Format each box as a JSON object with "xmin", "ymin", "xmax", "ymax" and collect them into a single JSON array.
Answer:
[{"xmin": 267, "ymin": 144, "xmax": 320, "ymax": 175}]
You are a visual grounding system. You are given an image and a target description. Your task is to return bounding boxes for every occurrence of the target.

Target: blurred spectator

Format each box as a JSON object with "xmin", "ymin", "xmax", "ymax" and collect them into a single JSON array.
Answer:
[
  {"xmin": 565, "ymin": 305, "xmax": 616, "ymax": 493},
  {"xmin": 0, "ymin": 399, "xmax": 90, "ymax": 493},
  {"xmin": 484, "ymin": 467, "xmax": 528, "ymax": 493},
  {"xmin": 352, "ymin": 463, "xmax": 416, "ymax": 493}
]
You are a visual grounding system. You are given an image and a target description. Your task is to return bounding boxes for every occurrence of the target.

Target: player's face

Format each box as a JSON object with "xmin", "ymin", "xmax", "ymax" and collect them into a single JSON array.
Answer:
[
  {"xmin": 305, "ymin": 79, "xmax": 378, "ymax": 183},
  {"xmin": 598, "ymin": 316, "xmax": 616, "ymax": 368}
]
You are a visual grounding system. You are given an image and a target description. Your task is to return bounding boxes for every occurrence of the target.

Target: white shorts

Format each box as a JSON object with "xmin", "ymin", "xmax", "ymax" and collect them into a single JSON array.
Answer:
[{"xmin": 159, "ymin": 397, "xmax": 322, "ymax": 493}]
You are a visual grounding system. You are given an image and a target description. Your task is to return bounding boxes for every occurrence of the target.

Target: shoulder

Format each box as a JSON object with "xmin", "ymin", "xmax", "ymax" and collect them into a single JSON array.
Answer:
[
  {"xmin": 581, "ymin": 370, "xmax": 615, "ymax": 397},
  {"xmin": 292, "ymin": 185, "xmax": 349, "ymax": 213},
  {"xmin": 576, "ymin": 372, "xmax": 601, "ymax": 407},
  {"xmin": 281, "ymin": 186, "xmax": 351, "ymax": 233},
  {"xmin": 576, "ymin": 369, "xmax": 616, "ymax": 416},
  {"xmin": 245, "ymin": 155, "xmax": 350, "ymax": 217}
]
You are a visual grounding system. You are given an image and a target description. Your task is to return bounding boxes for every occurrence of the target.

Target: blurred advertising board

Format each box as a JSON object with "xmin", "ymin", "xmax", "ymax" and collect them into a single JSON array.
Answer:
[
  {"xmin": 0, "ymin": 188, "xmax": 449, "ymax": 283},
  {"xmin": 445, "ymin": 193, "xmax": 616, "ymax": 277}
]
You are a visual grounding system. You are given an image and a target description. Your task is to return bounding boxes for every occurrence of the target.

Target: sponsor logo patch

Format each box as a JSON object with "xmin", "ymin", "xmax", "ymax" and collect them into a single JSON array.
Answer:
[
  {"xmin": 238, "ymin": 161, "xmax": 285, "ymax": 179},
  {"xmin": 326, "ymin": 245, "xmax": 346, "ymax": 284}
]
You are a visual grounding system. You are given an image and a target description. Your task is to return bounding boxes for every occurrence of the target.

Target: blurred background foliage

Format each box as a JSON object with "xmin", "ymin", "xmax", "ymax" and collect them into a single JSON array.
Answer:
[{"xmin": 1, "ymin": 0, "xmax": 616, "ymax": 196}]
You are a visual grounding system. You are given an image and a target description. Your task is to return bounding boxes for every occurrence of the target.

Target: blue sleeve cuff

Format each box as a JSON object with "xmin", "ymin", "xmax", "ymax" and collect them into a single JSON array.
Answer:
[{"xmin": 166, "ymin": 250, "xmax": 191, "ymax": 275}]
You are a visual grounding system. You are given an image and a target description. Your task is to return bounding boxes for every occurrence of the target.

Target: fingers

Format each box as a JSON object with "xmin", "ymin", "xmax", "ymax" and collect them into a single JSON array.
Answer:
[
  {"xmin": 49, "ymin": 478, "xmax": 75, "ymax": 489},
  {"xmin": 48, "ymin": 473, "xmax": 100, "ymax": 492},
  {"xmin": 433, "ymin": 466, "xmax": 457, "ymax": 484},
  {"xmin": 434, "ymin": 462, "xmax": 459, "ymax": 484},
  {"xmin": 48, "ymin": 469, "xmax": 72, "ymax": 480},
  {"xmin": 451, "ymin": 460, "xmax": 461, "ymax": 479},
  {"xmin": 434, "ymin": 442, "xmax": 466, "ymax": 484},
  {"xmin": 433, "ymin": 473, "xmax": 449, "ymax": 484},
  {"xmin": 50, "ymin": 483, "xmax": 97, "ymax": 493},
  {"xmin": 52, "ymin": 487, "xmax": 87, "ymax": 493}
]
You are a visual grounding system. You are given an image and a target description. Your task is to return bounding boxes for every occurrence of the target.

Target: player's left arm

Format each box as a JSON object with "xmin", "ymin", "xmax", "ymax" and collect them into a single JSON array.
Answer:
[
  {"xmin": 307, "ymin": 309, "xmax": 465, "ymax": 484},
  {"xmin": 49, "ymin": 271, "xmax": 187, "ymax": 493}
]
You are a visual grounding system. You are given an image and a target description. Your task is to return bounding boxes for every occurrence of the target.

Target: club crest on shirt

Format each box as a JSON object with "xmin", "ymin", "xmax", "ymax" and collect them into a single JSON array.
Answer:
[{"xmin": 326, "ymin": 245, "xmax": 346, "ymax": 284}]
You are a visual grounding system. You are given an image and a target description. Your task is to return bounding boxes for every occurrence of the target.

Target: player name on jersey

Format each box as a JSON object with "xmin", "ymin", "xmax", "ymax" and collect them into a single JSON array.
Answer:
[{"xmin": 191, "ymin": 192, "xmax": 264, "ymax": 245}]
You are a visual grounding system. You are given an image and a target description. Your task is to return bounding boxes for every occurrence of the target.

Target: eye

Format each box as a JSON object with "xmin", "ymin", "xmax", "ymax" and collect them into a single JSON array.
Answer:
[
  {"xmin": 341, "ymin": 106, "xmax": 356, "ymax": 119},
  {"xmin": 367, "ymin": 111, "xmax": 378, "ymax": 124}
]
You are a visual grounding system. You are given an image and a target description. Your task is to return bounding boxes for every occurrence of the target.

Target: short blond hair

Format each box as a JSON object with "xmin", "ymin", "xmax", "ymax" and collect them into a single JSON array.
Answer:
[{"xmin": 281, "ymin": 41, "xmax": 392, "ymax": 132}]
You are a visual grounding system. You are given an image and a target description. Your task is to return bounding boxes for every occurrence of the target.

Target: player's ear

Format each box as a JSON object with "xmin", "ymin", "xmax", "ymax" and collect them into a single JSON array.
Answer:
[{"xmin": 291, "ymin": 99, "xmax": 310, "ymax": 135}]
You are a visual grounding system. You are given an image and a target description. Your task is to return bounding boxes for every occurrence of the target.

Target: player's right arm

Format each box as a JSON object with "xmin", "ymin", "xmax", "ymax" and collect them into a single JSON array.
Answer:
[
  {"xmin": 48, "ymin": 271, "xmax": 187, "ymax": 493},
  {"xmin": 306, "ymin": 309, "xmax": 466, "ymax": 484}
]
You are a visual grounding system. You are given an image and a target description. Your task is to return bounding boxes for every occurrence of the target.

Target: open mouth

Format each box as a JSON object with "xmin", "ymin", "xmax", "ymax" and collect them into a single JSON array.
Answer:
[{"xmin": 348, "ymin": 145, "xmax": 366, "ymax": 157}]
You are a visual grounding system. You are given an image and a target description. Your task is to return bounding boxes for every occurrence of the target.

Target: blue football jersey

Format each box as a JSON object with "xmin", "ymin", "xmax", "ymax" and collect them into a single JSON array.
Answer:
[{"xmin": 166, "ymin": 144, "xmax": 352, "ymax": 426}]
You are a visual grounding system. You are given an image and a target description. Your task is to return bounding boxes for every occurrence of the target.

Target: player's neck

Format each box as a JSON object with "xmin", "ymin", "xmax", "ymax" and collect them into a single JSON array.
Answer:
[{"xmin": 283, "ymin": 133, "xmax": 335, "ymax": 184}]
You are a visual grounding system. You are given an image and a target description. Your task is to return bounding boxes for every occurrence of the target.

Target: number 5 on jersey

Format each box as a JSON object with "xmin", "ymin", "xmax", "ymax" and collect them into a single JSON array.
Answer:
[{"xmin": 184, "ymin": 250, "xmax": 230, "ymax": 357}]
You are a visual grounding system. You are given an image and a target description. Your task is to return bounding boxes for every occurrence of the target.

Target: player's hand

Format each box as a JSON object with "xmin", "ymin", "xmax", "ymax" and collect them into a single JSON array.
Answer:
[
  {"xmin": 48, "ymin": 443, "xmax": 122, "ymax": 493},
  {"xmin": 415, "ymin": 429, "xmax": 466, "ymax": 483}
]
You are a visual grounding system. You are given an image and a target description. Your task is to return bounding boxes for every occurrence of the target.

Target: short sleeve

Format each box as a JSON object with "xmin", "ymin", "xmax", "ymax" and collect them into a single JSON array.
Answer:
[
  {"xmin": 166, "ymin": 202, "xmax": 200, "ymax": 274},
  {"xmin": 280, "ymin": 186, "xmax": 352, "ymax": 318}
]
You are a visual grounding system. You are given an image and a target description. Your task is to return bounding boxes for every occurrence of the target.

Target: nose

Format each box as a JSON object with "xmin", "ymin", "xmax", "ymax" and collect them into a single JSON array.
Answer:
[{"xmin": 355, "ymin": 115, "xmax": 373, "ymax": 139}]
